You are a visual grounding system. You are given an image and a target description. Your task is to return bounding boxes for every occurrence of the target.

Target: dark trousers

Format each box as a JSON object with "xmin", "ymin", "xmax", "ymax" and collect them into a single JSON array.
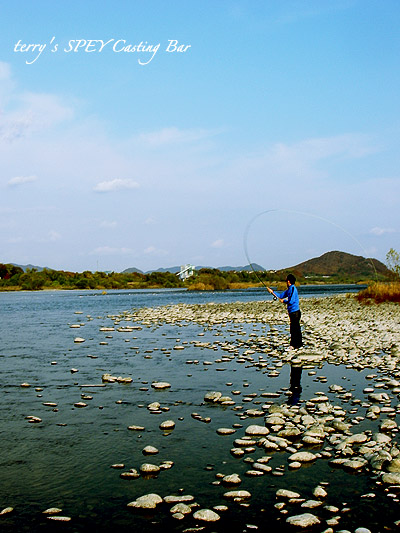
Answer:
[{"xmin": 289, "ymin": 310, "xmax": 302, "ymax": 348}]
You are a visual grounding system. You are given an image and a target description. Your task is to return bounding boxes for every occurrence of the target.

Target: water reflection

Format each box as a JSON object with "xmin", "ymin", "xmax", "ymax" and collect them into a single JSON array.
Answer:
[{"xmin": 288, "ymin": 364, "xmax": 303, "ymax": 405}]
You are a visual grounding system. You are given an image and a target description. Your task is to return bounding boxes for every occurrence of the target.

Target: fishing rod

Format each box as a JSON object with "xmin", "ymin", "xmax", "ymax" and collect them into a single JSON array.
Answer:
[
  {"xmin": 243, "ymin": 209, "xmax": 284, "ymax": 301},
  {"xmin": 243, "ymin": 208, "xmax": 379, "ymax": 297}
]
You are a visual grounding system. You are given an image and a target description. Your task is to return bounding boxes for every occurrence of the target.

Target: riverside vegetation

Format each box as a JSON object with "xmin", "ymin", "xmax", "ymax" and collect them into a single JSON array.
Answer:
[{"xmin": 0, "ymin": 248, "xmax": 399, "ymax": 302}]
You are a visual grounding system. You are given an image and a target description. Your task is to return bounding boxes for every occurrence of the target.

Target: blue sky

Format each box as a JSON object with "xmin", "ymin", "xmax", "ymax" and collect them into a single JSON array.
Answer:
[{"xmin": 0, "ymin": 0, "xmax": 399, "ymax": 272}]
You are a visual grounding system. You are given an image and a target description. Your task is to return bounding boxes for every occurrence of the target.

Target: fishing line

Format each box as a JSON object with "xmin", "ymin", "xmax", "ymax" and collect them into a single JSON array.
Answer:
[{"xmin": 243, "ymin": 208, "xmax": 378, "ymax": 289}]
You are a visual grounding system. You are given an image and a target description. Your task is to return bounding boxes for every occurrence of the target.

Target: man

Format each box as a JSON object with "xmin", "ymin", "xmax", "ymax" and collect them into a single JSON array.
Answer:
[{"xmin": 267, "ymin": 274, "xmax": 303, "ymax": 349}]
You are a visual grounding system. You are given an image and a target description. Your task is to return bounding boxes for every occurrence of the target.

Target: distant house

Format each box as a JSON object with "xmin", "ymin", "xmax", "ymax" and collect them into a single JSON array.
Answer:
[{"xmin": 177, "ymin": 264, "xmax": 195, "ymax": 280}]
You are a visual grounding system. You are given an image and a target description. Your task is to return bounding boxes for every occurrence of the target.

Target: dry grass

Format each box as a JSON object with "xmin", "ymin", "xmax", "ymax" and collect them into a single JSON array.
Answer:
[{"xmin": 356, "ymin": 282, "xmax": 400, "ymax": 303}]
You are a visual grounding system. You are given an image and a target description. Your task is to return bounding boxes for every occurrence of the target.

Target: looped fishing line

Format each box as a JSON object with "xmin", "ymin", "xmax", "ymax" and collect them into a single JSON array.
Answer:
[{"xmin": 243, "ymin": 208, "xmax": 378, "ymax": 289}]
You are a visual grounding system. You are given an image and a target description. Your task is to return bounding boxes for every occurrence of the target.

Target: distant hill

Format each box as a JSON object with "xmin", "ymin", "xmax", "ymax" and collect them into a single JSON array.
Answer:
[
  {"xmin": 121, "ymin": 264, "xmax": 265, "ymax": 274},
  {"xmin": 122, "ymin": 267, "xmax": 144, "ymax": 274},
  {"xmin": 284, "ymin": 251, "xmax": 390, "ymax": 279},
  {"xmin": 11, "ymin": 263, "xmax": 49, "ymax": 272}
]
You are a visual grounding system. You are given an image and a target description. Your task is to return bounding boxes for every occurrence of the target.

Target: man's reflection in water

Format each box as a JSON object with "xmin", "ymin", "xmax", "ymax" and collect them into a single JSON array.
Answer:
[{"xmin": 288, "ymin": 364, "xmax": 303, "ymax": 405}]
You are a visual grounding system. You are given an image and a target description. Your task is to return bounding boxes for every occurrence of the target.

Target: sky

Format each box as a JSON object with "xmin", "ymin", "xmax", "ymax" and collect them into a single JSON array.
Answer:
[{"xmin": 0, "ymin": 0, "xmax": 399, "ymax": 272}]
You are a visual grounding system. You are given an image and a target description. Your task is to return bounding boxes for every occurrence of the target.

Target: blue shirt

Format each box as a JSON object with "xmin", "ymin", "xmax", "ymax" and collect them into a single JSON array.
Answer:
[{"xmin": 277, "ymin": 284, "xmax": 300, "ymax": 314}]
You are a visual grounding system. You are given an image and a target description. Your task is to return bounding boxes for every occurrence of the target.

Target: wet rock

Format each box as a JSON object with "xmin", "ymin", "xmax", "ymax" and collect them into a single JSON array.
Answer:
[
  {"xmin": 217, "ymin": 428, "xmax": 236, "ymax": 435},
  {"xmin": 193, "ymin": 509, "xmax": 220, "ymax": 522},
  {"xmin": 139, "ymin": 463, "xmax": 160, "ymax": 475},
  {"xmin": 382, "ymin": 472, "xmax": 400, "ymax": 484},
  {"xmin": 313, "ymin": 486, "xmax": 328, "ymax": 499},
  {"xmin": 301, "ymin": 500, "xmax": 323, "ymax": 509},
  {"xmin": 342, "ymin": 458, "xmax": 368, "ymax": 470},
  {"xmin": 152, "ymin": 382, "xmax": 171, "ymax": 389},
  {"xmin": 286, "ymin": 513, "xmax": 321, "ymax": 528},
  {"xmin": 204, "ymin": 391, "xmax": 222, "ymax": 402},
  {"xmin": 160, "ymin": 420, "xmax": 175, "ymax": 430},
  {"xmin": 43, "ymin": 508, "xmax": 62, "ymax": 515},
  {"xmin": 223, "ymin": 490, "xmax": 251, "ymax": 500},
  {"xmin": 120, "ymin": 470, "xmax": 140, "ymax": 479},
  {"xmin": 222, "ymin": 474, "xmax": 241, "ymax": 485},
  {"xmin": 288, "ymin": 452, "xmax": 317, "ymax": 463},
  {"xmin": 245, "ymin": 425, "xmax": 269, "ymax": 436},
  {"xmin": 380, "ymin": 419, "xmax": 397, "ymax": 432},
  {"xmin": 170, "ymin": 503, "xmax": 192, "ymax": 515},
  {"xmin": 276, "ymin": 489, "xmax": 301, "ymax": 499},
  {"xmin": 387, "ymin": 458, "xmax": 400, "ymax": 473},
  {"xmin": 142, "ymin": 446, "xmax": 159, "ymax": 455},
  {"xmin": 127, "ymin": 493, "xmax": 163, "ymax": 509},
  {"xmin": 164, "ymin": 495, "xmax": 195, "ymax": 504},
  {"xmin": 0, "ymin": 507, "xmax": 14, "ymax": 515}
]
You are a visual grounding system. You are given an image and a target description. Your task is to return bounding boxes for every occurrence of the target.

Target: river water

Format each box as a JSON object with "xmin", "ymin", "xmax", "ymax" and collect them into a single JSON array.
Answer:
[{"xmin": 0, "ymin": 285, "xmax": 397, "ymax": 532}]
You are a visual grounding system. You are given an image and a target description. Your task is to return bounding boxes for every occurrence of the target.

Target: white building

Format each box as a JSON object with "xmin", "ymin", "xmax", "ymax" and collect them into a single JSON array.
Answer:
[{"xmin": 177, "ymin": 264, "xmax": 195, "ymax": 280}]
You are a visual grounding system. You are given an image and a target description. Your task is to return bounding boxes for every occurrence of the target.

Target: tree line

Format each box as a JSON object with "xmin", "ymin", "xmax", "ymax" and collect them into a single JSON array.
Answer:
[{"xmin": 0, "ymin": 248, "xmax": 398, "ymax": 291}]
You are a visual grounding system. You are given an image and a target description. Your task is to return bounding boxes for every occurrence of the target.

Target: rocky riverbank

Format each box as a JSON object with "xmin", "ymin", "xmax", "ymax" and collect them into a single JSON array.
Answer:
[{"xmin": 2, "ymin": 295, "xmax": 400, "ymax": 532}]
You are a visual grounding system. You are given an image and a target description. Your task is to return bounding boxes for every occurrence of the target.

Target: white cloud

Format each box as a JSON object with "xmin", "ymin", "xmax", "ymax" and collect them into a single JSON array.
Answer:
[
  {"xmin": 7, "ymin": 175, "xmax": 37, "ymax": 186},
  {"xmin": 138, "ymin": 126, "xmax": 221, "ymax": 147},
  {"xmin": 0, "ymin": 61, "xmax": 11, "ymax": 81},
  {"xmin": 93, "ymin": 178, "xmax": 140, "ymax": 192},
  {"xmin": 100, "ymin": 220, "xmax": 117, "ymax": 229},
  {"xmin": 0, "ymin": 89, "xmax": 74, "ymax": 143},
  {"xmin": 370, "ymin": 227, "xmax": 396, "ymax": 236},
  {"xmin": 211, "ymin": 239, "xmax": 224, "ymax": 248},
  {"xmin": 232, "ymin": 133, "xmax": 377, "ymax": 185},
  {"xmin": 144, "ymin": 246, "xmax": 168, "ymax": 256},
  {"xmin": 48, "ymin": 230, "xmax": 61, "ymax": 241}
]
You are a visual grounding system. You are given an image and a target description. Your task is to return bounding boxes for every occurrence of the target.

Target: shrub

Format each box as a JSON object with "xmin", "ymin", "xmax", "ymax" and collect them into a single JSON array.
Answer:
[{"xmin": 356, "ymin": 282, "xmax": 400, "ymax": 303}]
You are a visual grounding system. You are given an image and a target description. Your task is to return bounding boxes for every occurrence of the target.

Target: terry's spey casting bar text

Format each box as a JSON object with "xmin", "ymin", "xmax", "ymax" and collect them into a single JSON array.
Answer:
[{"xmin": 13, "ymin": 38, "xmax": 191, "ymax": 65}]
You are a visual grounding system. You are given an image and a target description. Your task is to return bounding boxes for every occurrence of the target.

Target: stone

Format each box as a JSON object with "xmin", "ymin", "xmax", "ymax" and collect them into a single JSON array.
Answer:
[
  {"xmin": 127, "ymin": 493, "xmax": 163, "ymax": 509},
  {"xmin": 245, "ymin": 424, "xmax": 269, "ymax": 436},
  {"xmin": 0, "ymin": 507, "xmax": 14, "ymax": 515},
  {"xmin": 152, "ymin": 382, "xmax": 171, "ymax": 389},
  {"xmin": 164, "ymin": 495, "xmax": 195, "ymax": 504},
  {"xmin": 313, "ymin": 486, "xmax": 328, "ymax": 499},
  {"xmin": 193, "ymin": 509, "xmax": 220, "ymax": 522},
  {"xmin": 217, "ymin": 428, "xmax": 236, "ymax": 435},
  {"xmin": 170, "ymin": 503, "xmax": 192, "ymax": 515},
  {"xmin": 387, "ymin": 458, "xmax": 400, "ymax": 473},
  {"xmin": 139, "ymin": 463, "xmax": 160, "ymax": 474},
  {"xmin": 222, "ymin": 474, "xmax": 241, "ymax": 485},
  {"xmin": 142, "ymin": 446, "xmax": 159, "ymax": 455},
  {"xmin": 160, "ymin": 420, "xmax": 175, "ymax": 430},
  {"xmin": 223, "ymin": 490, "xmax": 251, "ymax": 500},
  {"xmin": 204, "ymin": 391, "xmax": 222, "ymax": 402},
  {"xmin": 288, "ymin": 452, "xmax": 317, "ymax": 463},
  {"xmin": 286, "ymin": 513, "xmax": 321, "ymax": 528},
  {"xmin": 382, "ymin": 472, "xmax": 400, "ymax": 485},
  {"xmin": 276, "ymin": 489, "xmax": 301, "ymax": 499}
]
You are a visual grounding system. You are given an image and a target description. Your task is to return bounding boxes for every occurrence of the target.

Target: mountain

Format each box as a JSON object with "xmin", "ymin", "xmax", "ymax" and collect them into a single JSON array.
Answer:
[
  {"xmin": 11, "ymin": 263, "xmax": 50, "ymax": 272},
  {"xmin": 284, "ymin": 251, "xmax": 390, "ymax": 279},
  {"xmin": 121, "ymin": 267, "xmax": 144, "ymax": 274},
  {"xmin": 121, "ymin": 264, "xmax": 265, "ymax": 274}
]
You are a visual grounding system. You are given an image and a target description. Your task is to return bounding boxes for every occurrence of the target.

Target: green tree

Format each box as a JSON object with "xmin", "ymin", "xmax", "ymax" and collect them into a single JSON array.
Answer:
[{"xmin": 386, "ymin": 248, "xmax": 400, "ymax": 279}]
